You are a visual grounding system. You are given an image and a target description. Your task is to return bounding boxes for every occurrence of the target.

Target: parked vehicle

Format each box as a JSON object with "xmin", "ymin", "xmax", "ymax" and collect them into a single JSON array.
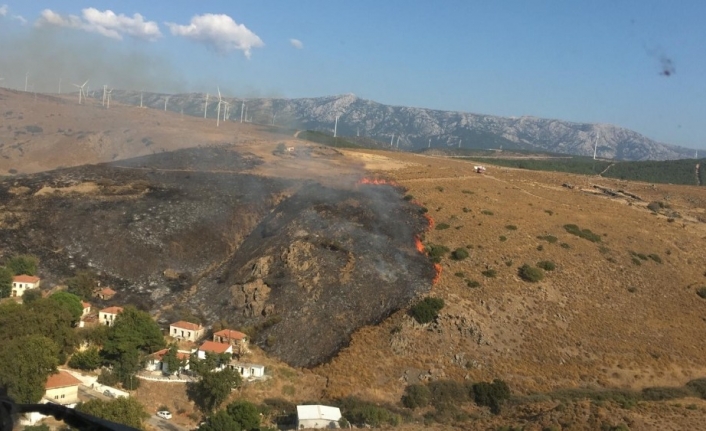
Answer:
[
  {"xmin": 102, "ymin": 390, "xmax": 115, "ymax": 398},
  {"xmin": 157, "ymin": 411, "xmax": 172, "ymax": 420}
]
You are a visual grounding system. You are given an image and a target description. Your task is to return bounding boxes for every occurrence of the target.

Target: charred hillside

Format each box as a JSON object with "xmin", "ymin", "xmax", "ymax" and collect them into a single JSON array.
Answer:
[{"xmin": 197, "ymin": 182, "xmax": 435, "ymax": 367}]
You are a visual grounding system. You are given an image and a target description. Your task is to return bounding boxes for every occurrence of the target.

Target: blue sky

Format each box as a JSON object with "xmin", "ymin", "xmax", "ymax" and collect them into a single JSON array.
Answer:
[{"xmin": 1, "ymin": 1, "xmax": 705, "ymax": 148}]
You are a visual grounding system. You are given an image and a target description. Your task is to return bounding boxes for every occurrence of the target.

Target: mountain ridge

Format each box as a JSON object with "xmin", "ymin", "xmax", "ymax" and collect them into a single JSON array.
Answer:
[{"xmin": 109, "ymin": 90, "xmax": 696, "ymax": 161}]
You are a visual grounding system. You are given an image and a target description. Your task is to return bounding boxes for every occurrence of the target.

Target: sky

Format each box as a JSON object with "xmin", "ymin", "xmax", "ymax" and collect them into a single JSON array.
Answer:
[{"xmin": 0, "ymin": 1, "xmax": 705, "ymax": 148}]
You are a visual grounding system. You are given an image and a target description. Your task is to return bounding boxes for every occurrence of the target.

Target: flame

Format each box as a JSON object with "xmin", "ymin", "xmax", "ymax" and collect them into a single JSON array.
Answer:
[
  {"xmin": 414, "ymin": 236, "xmax": 425, "ymax": 253},
  {"xmin": 433, "ymin": 263, "xmax": 442, "ymax": 285},
  {"xmin": 358, "ymin": 178, "xmax": 399, "ymax": 186},
  {"xmin": 424, "ymin": 214, "xmax": 435, "ymax": 230}
]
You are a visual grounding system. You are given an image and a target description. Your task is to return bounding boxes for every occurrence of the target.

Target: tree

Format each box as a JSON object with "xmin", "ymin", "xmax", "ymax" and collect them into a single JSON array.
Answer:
[
  {"xmin": 226, "ymin": 400, "xmax": 261, "ymax": 431},
  {"xmin": 76, "ymin": 397, "xmax": 149, "ymax": 430},
  {"xmin": 22, "ymin": 288, "xmax": 43, "ymax": 304},
  {"xmin": 199, "ymin": 410, "xmax": 241, "ymax": 431},
  {"xmin": 409, "ymin": 297, "xmax": 445, "ymax": 324},
  {"xmin": 6, "ymin": 255, "xmax": 39, "ymax": 276},
  {"xmin": 518, "ymin": 264, "xmax": 544, "ymax": 283},
  {"xmin": 472, "ymin": 379, "xmax": 511, "ymax": 414},
  {"xmin": 66, "ymin": 271, "xmax": 97, "ymax": 300},
  {"xmin": 49, "ymin": 291, "xmax": 84, "ymax": 323},
  {"xmin": 0, "ymin": 335, "xmax": 59, "ymax": 403},
  {"xmin": 162, "ymin": 344, "xmax": 186, "ymax": 375},
  {"xmin": 68, "ymin": 347, "xmax": 102, "ymax": 371},
  {"xmin": 23, "ymin": 425, "xmax": 50, "ymax": 431},
  {"xmin": 0, "ymin": 267, "xmax": 13, "ymax": 298},
  {"xmin": 188, "ymin": 368, "xmax": 242, "ymax": 413},
  {"xmin": 102, "ymin": 306, "xmax": 165, "ymax": 358}
]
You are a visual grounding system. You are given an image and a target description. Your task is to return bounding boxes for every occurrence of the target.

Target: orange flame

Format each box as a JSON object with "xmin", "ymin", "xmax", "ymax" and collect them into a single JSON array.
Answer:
[
  {"xmin": 414, "ymin": 236, "xmax": 425, "ymax": 253},
  {"xmin": 358, "ymin": 178, "xmax": 399, "ymax": 186},
  {"xmin": 433, "ymin": 263, "xmax": 442, "ymax": 285},
  {"xmin": 424, "ymin": 214, "xmax": 435, "ymax": 230}
]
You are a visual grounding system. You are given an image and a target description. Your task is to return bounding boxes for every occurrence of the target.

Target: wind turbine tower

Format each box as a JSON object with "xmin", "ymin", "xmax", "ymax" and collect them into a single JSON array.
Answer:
[
  {"xmin": 102, "ymin": 85, "xmax": 107, "ymax": 107},
  {"xmin": 396, "ymin": 136, "xmax": 400, "ymax": 148},
  {"xmin": 164, "ymin": 96, "xmax": 170, "ymax": 111},
  {"xmin": 428, "ymin": 138, "xmax": 431, "ymax": 148},
  {"xmin": 593, "ymin": 131, "xmax": 600, "ymax": 160},
  {"xmin": 72, "ymin": 80, "xmax": 89, "ymax": 104},
  {"xmin": 24, "ymin": 72, "xmax": 28, "ymax": 92},
  {"xmin": 216, "ymin": 87, "xmax": 222, "ymax": 127},
  {"xmin": 390, "ymin": 133, "xmax": 394, "ymax": 147},
  {"xmin": 240, "ymin": 101, "xmax": 245, "ymax": 123},
  {"xmin": 203, "ymin": 93, "xmax": 209, "ymax": 118},
  {"xmin": 334, "ymin": 115, "xmax": 339, "ymax": 138},
  {"xmin": 140, "ymin": 92, "xmax": 144, "ymax": 108},
  {"xmin": 106, "ymin": 88, "xmax": 112, "ymax": 109}
]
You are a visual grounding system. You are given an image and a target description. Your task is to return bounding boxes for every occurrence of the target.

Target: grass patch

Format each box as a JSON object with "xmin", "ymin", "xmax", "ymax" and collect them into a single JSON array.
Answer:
[
  {"xmin": 481, "ymin": 269, "xmax": 497, "ymax": 278},
  {"xmin": 537, "ymin": 235, "xmax": 558, "ymax": 244},
  {"xmin": 436, "ymin": 223, "xmax": 451, "ymax": 230},
  {"xmin": 481, "ymin": 210, "xmax": 494, "ymax": 216},
  {"xmin": 505, "ymin": 225, "xmax": 518, "ymax": 230},
  {"xmin": 563, "ymin": 224, "xmax": 601, "ymax": 242},
  {"xmin": 536, "ymin": 260, "xmax": 556, "ymax": 271},
  {"xmin": 462, "ymin": 190, "xmax": 474, "ymax": 194}
]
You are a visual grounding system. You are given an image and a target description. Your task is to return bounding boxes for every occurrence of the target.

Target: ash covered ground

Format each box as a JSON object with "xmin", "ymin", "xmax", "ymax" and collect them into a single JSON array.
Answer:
[{"xmin": 0, "ymin": 146, "xmax": 435, "ymax": 367}]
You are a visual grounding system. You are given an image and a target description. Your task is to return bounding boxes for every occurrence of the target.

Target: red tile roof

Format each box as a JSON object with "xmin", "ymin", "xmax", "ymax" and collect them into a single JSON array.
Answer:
[
  {"xmin": 171, "ymin": 321, "xmax": 203, "ymax": 331},
  {"xmin": 81, "ymin": 301, "xmax": 91, "ymax": 309},
  {"xmin": 45, "ymin": 371, "xmax": 82, "ymax": 389},
  {"xmin": 100, "ymin": 306, "xmax": 123, "ymax": 314},
  {"xmin": 153, "ymin": 348, "xmax": 191, "ymax": 361},
  {"xmin": 97, "ymin": 287, "xmax": 116, "ymax": 296},
  {"xmin": 199, "ymin": 341, "xmax": 231, "ymax": 354},
  {"xmin": 213, "ymin": 329, "xmax": 247, "ymax": 341},
  {"xmin": 13, "ymin": 275, "xmax": 40, "ymax": 283}
]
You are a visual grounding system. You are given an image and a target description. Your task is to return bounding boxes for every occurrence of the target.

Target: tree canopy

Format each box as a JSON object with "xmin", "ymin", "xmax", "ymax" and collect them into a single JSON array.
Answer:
[
  {"xmin": 0, "ymin": 335, "xmax": 59, "ymax": 403},
  {"xmin": 102, "ymin": 306, "xmax": 165, "ymax": 358},
  {"xmin": 6, "ymin": 255, "xmax": 39, "ymax": 276},
  {"xmin": 199, "ymin": 409, "xmax": 242, "ymax": 431},
  {"xmin": 0, "ymin": 267, "xmax": 13, "ymax": 298},
  {"xmin": 49, "ymin": 291, "xmax": 84, "ymax": 323},
  {"xmin": 188, "ymin": 368, "xmax": 242, "ymax": 413},
  {"xmin": 68, "ymin": 347, "xmax": 102, "ymax": 371},
  {"xmin": 76, "ymin": 397, "xmax": 149, "ymax": 430},
  {"xmin": 65, "ymin": 271, "xmax": 97, "ymax": 300}
]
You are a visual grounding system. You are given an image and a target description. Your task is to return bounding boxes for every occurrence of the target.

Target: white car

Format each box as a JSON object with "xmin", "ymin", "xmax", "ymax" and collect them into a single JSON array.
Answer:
[{"xmin": 157, "ymin": 411, "xmax": 172, "ymax": 420}]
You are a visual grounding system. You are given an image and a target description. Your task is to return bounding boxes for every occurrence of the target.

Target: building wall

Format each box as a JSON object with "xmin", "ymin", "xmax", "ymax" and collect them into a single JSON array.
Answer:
[
  {"xmin": 170, "ymin": 326, "xmax": 203, "ymax": 342},
  {"xmin": 45, "ymin": 385, "xmax": 79, "ymax": 405},
  {"xmin": 11, "ymin": 282, "xmax": 38, "ymax": 297},
  {"xmin": 297, "ymin": 419, "xmax": 339, "ymax": 429},
  {"xmin": 99, "ymin": 312, "xmax": 118, "ymax": 326}
]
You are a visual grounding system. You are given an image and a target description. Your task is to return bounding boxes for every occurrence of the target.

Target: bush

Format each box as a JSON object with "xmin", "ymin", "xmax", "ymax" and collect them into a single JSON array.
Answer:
[
  {"xmin": 337, "ymin": 397, "xmax": 403, "ymax": 427},
  {"xmin": 435, "ymin": 186, "xmax": 444, "ymax": 192},
  {"xmin": 426, "ymin": 244, "xmax": 450, "ymax": 263},
  {"xmin": 481, "ymin": 269, "xmax": 497, "ymax": 278},
  {"xmin": 472, "ymin": 379, "xmax": 511, "ymax": 414},
  {"xmin": 454, "ymin": 272, "xmax": 465, "ymax": 278},
  {"xmin": 466, "ymin": 280, "xmax": 481, "ymax": 288},
  {"xmin": 410, "ymin": 297, "xmax": 445, "ymax": 324},
  {"xmin": 563, "ymin": 224, "xmax": 601, "ymax": 242},
  {"xmin": 451, "ymin": 248, "xmax": 469, "ymax": 260},
  {"xmin": 560, "ymin": 242, "xmax": 571, "ymax": 249},
  {"xmin": 68, "ymin": 347, "xmax": 102, "ymax": 371},
  {"xmin": 499, "ymin": 236, "xmax": 507, "ymax": 242},
  {"xmin": 436, "ymin": 223, "xmax": 451, "ymax": 230},
  {"xmin": 97, "ymin": 369, "xmax": 120, "ymax": 387},
  {"xmin": 537, "ymin": 235, "xmax": 558, "ymax": 244},
  {"xmin": 403, "ymin": 194, "xmax": 414, "ymax": 201},
  {"xmin": 505, "ymin": 225, "xmax": 518, "ymax": 230},
  {"xmin": 686, "ymin": 378, "xmax": 706, "ymax": 399},
  {"xmin": 401, "ymin": 384, "xmax": 431, "ymax": 409},
  {"xmin": 427, "ymin": 380, "xmax": 469, "ymax": 408},
  {"xmin": 481, "ymin": 210, "xmax": 494, "ymax": 215},
  {"xmin": 696, "ymin": 287, "xmax": 706, "ymax": 299},
  {"xmin": 648, "ymin": 254, "xmax": 662, "ymax": 264},
  {"xmin": 536, "ymin": 261, "xmax": 556, "ymax": 271},
  {"xmin": 518, "ymin": 264, "xmax": 544, "ymax": 282}
]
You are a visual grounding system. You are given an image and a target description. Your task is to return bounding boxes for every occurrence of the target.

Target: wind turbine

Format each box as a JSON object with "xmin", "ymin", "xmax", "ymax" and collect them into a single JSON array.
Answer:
[
  {"xmin": 164, "ymin": 96, "xmax": 170, "ymax": 111},
  {"xmin": 102, "ymin": 85, "xmax": 107, "ymax": 107},
  {"xmin": 216, "ymin": 87, "xmax": 222, "ymax": 127},
  {"xmin": 24, "ymin": 72, "xmax": 28, "ymax": 92},
  {"xmin": 390, "ymin": 134, "xmax": 394, "ymax": 147},
  {"xmin": 106, "ymin": 88, "xmax": 113, "ymax": 109},
  {"xmin": 334, "ymin": 115, "xmax": 339, "ymax": 138},
  {"xmin": 203, "ymin": 93, "xmax": 209, "ymax": 118},
  {"xmin": 222, "ymin": 100, "xmax": 231, "ymax": 122},
  {"xmin": 140, "ymin": 91, "xmax": 144, "ymax": 108},
  {"xmin": 272, "ymin": 112, "xmax": 277, "ymax": 125},
  {"xmin": 593, "ymin": 131, "xmax": 600, "ymax": 160},
  {"xmin": 72, "ymin": 80, "xmax": 89, "ymax": 104},
  {"xmin": 428, "ymin": 138, "xmax": 431, "ymax": 148}
]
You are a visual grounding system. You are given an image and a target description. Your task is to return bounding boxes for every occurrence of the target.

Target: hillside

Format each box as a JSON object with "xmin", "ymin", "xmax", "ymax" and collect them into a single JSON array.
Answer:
[{"xmin": 108, "ymin": 90, "xmax": 696, "ymax": 161}]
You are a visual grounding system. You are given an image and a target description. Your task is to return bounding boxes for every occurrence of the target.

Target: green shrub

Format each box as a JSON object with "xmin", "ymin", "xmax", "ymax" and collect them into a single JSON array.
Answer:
[
  {"xmin": 563, "ymin": 224, "xmax": 601, "ymax": 242},
  {"xmin": 518, "ymin": 264, "xmax": 544, "ymax": 282},
  {"xmin": 481, "ymin": 269, "xmax": 497, "ymax": 278},
  {"xmin": 545, "ymin": 210, "xmax": 554, "ymax": 215},
  {"xmin": 427, "ymin": 380, "xmax": 470, "ymax": 408},
  {"xmin": 68, "ymin": 347, "xmax": 102, "ymax": 371},
  {"xmin": 338, "ymin": 397, "xmax": 403, "ymax": 427},
  {"xmin": 536, "ymin": 261, "xmax": 556, "ymax": 271},
  {"xmin": 466, "ymin": 280, "xmax": 481, "ymax": 288},
  {"xmin": 631, "ymin": 257, "xmax": 642, "ymax": 266},
  {"xmin": 451, "ymin": 248, "xmax": 469, "ymax": 260},
  {"xmin": 426, "ymin": 244, "xmax": 450, "ymax": 263},
  {"xmin": 696, "ymin": 287, "xmax": 706, "ymax": 299},
  {"xmin": 462, "ymin": 207, "xmax": 471, "ymax": 213},
  {"xmin": 403, "ymin": 194, "xmax": 414, "ymax": 201},
  {"xmin": 454, "ymin": 272, "xmax": 465, "ymax": 278},
  {"xmin": 499, "ymin": 236, "xmax": 507, "ymax": 242},
  {"xmin": 537, "ymin": 235, "xmax": 558, "ymax": 244},
  {"xmin": 401, "ymin": 384, "xmax": 431, "ymax": 409},
  {"xmin": 641, "ymin": 386, "xmax": 694, "ymax": 401},
  {"xmin": 505, "ymin": 225, "xmax": 518, "ymax": 230},
  {"xmin": 505, "ymin": 260, "xmax": 513, "ymax": 267},
  {"xmin": 648, "ymin": 254, "xmax": 662, "ymax": 263},
  {"xmin": 410, "ymin": 297, "xmax": 445, "ymax": 324},
  {"xmin": 420, "ymin": 207, "xmax": 429, "ymax": 213},
  {"xmin": 481, "ymin": 210, "xmax": 494, "ymax": 216},
  {"xmin": 97, "ymin": 369, "xmax": 120, "ymax": 386},
  {"xmin": 560, "ymin": 242, "xmax": 571, "ymax": 249},
  {"xmin": 462, "ymin": 190, "xmax": 474, "ymax": 194},
  {"xmin": 536, "ymin": 245, "xmax": 544, "ymax": 251},
  {"xmin": 472, "ymin": 379, "xmax": 511, "ymax": 415},
  {"xmin": 686, "ymin": 378, "xmax": 706, "ymax": 398},
  {"xmin": 436, "ymin": 223, "xmax": 451, "ymax": 230}
]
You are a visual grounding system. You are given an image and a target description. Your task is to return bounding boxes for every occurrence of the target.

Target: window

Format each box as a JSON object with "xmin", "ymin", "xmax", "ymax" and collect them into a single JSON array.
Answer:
[
  {"xmin": 54, "ymin": 395, "xmax": 59, "ymax": 399},
  {"xmin": 61, "ymin": 394, "xmax": 65, "ymax": 398}
]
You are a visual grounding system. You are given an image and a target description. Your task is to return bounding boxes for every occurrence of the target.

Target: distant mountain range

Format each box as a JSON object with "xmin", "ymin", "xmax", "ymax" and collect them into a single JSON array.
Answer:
[{"xmin": 109, "ymin": 91, "xmax": 696, "ymax": 161}]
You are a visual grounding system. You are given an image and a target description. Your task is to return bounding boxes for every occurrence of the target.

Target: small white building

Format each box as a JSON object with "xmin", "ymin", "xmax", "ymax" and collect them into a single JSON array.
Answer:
[
  {"xmin": 170, "ymin": 321, "xmax": 205, "ymax": 342},
  {"xmin": 81, "ymin": 301, "xmax": 91, "ymax": 317},
  {"xmin": 44, "ymin": 370, "xmax": 82, "ymax": 405},
  {"xmin": 228, "ymin": 363, "xmax": 265, "ymax": 379},
  {"xmin": 296, "ymin": 405, "xmax": 342, "ymax": 429},
  {"xmin": 98, "ymin": 306, "xmax": 123, "ymax": 326},
  {"xmin": 11, "ymin": 275, "xmax": 40, "ymax": 297},
  {"xmin": 146, "ymin": 348, "xmax": 191, "ymax": 374}
]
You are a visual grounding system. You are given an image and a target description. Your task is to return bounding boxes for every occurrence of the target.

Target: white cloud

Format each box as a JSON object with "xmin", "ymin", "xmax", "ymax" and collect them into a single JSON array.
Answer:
[
  {"xmin": 166, "ymin": 13, "xmax": 264, "ymax": 58},
  {"xmin": 0, "ymin": 5, "xmax": 7, "ymax": 16},
  {"xmin": 12, "ymin": 15, "xmax": 27, "ymax": 24},
  {"xmin": 289, "ymin": 38, "xmax": 303, "ymax": 49},
  {"xmin": 35, "ymin": 8, "xmax": 162, "ymax": 41}
]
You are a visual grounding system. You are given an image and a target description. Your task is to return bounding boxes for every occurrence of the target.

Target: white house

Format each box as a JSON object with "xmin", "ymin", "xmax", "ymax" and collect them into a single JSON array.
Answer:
[
  {"xmin": 146, "ymin": 348, "xmax": 191, "ymax": 374},
  {"xmin": 196, "ymin": 341, "xmax": 232, "ymax": 360},
  {"xmin": 11, "ymin": 275, "xmax": 40, "ymax": 297},
  {"xmin": 98, "ymin": 306, "xmax": 123, "ymax": 326},
  {"xmin": 296, "ymin": 405, "xmax": 342, "ymax": 429},
  {"xmin": 170, "ymin": 321, "xmax": 205, "ymax": 342},
  {"xmin": 21, "ymin": 371, "xmax": 82, "ymax": 426},
  {"xmin": 81, "ymin": 301, "xmax": 91, "ymax": 317},
  {"xmin": 228, "ymin": 363, "xmax": 265, "ymax": 379}
]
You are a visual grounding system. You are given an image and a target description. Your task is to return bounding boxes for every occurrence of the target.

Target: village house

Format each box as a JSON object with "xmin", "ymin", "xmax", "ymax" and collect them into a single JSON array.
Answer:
[
  {"xmin": 212, "ymin": 328, "xmax": 249, "ymax": 354},
  {"xmin": 81, "ymin": 301, "xmax": 91, "ymax": 318},
  {"xmin": 146, "ymin": 348, "xmax": 191, "ymax": 374},
  {"xmin": 45, "ymin": 370, "xmax": 82, "ymax": 405},
  {"xmin": 170, "ymin": 321, "xmax": 205, "ymax": 342},
  {"xmin": 98, "ymin": 306, "xmax": 123, "ymax": 326},
  {"xmin": 94, "ymin": 287, "xmax": 116, "ymax": 300},
  {"xmin": 227, "ymin": 363, "xmax": 265, "ymax": 379},
  {"xmin": 11, "ymin": 275, "xmax": 40, "ymax": 297},
  {"xmin": 196, "ymin": 340, "xmax": 232, "ymax": 360},
  {"xmin": 296, "ymin": 405, "xmax": 342, "ymax": 429}
]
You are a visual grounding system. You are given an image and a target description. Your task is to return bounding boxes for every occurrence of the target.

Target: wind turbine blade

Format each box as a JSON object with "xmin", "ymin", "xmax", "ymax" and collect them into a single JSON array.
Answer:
[{"xmin": 82, "ymin": 79, "xmax": 89, "ymax": 87}]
